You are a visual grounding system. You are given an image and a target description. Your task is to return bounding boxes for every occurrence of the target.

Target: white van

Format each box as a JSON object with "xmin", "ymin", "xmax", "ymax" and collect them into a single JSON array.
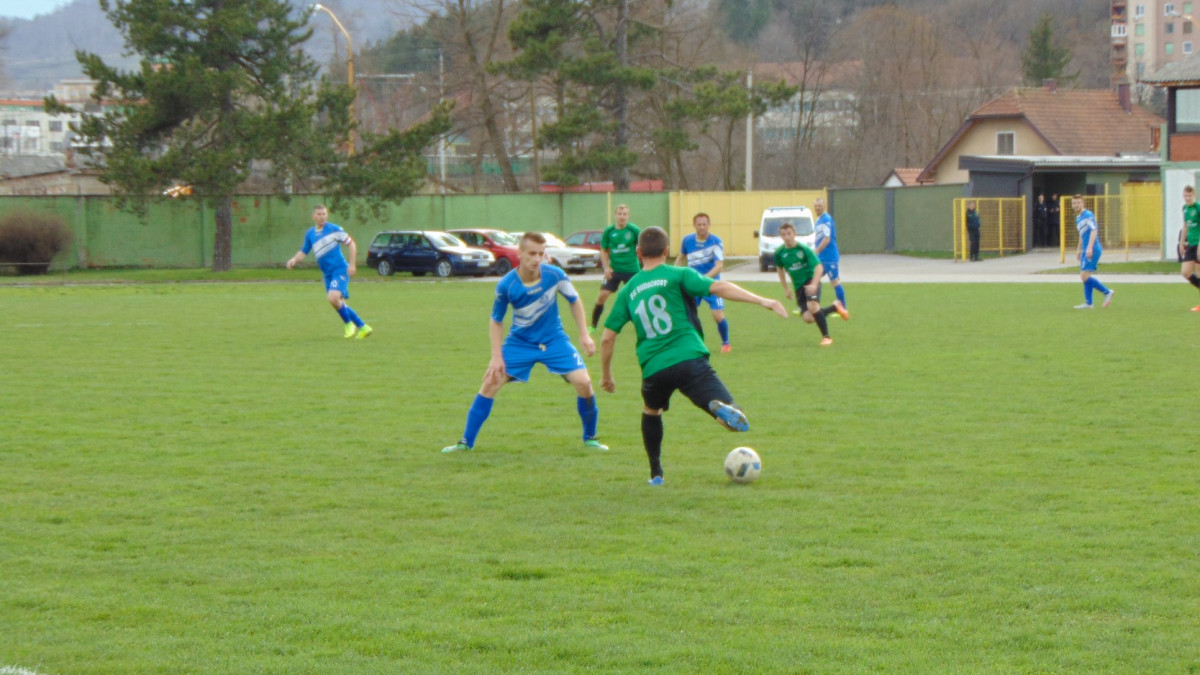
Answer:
[{"xmin": 755, "ymin": 206, "xmax": 816, "ymax": 272}]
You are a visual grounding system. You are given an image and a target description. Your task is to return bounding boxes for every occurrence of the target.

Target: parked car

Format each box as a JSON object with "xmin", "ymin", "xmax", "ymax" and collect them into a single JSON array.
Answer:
[
  {"xmin": 564, "ymin": 229, "xmax": 603, "ymax": 250},
  {"xmin": 448, "ymin": 228, "xmax": 521, "ymax": 276},
  {"xmin": 366, "ymin": 230, "xmax": 494, "ymax": 278},
  {"xmin": 755, "ymin": 206, "xmax": 816, "ymax": 272},
  {"xmin": 515, "ymin": 232, "xmax": 602, "ymax": 274}
]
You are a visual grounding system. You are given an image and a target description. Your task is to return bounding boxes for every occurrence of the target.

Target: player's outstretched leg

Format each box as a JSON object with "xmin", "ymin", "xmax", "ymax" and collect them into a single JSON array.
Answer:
[
  {"xmin": 442, "ymin": 393, "xmax": 494, "ymax": 453},
  {"xmin": 708, "ymin": 400, "xmax": 749, "ymax": 432},
  {"xmin": 578, "ymin": 395, "xmax": 608, "ymax": 450}
]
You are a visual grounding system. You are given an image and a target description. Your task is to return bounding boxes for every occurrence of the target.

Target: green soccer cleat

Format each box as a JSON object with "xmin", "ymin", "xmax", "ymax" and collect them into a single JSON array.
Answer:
[
  {"xmin": 441, "ymin": 442, "xmax": 472, "ymax": 454},
  {"xmin": 343, "ymin": 322, "xmax": 357, "ymax": 339},
  {"xmin": 355, "ymin": 324, "xmax": 374, "ymax": 339},
  {"xmin": 583, "ymin": 439, "xmax": 609, "ymax": 451}
]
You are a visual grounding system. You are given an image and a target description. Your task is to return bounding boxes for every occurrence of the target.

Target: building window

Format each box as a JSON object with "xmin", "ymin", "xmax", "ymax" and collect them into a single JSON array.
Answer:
[
  {"xmin": 1137, "ymin": 62, "xmax": 1147, "ymax": 77},
  {"xmin": 1177, "ymin": 88, "xmax": 1200, "ymax": 132},
  {"xmin": 48, "ymin": 121, "xmax": 63, "ymax": 132},
  {"xmin": 1168, "ymin": 42, "xmax": 1177, "ymax": 55},
  {"xmin": 1137, "ymin": 23, "xmax": 1146, "ymax": 36},
  {"xmin": 1113, "ymin": 24, "xmax": 1128, "ymax": 38},
  {"xmin": 1187, "ymin": 2, "xmax": 1194, "ymax": 13},
  {"xmin": 1187, "ymin": 41, "xmax": 1195, "ymax": 54},
  {"xmin": 1168, "ymin": 22, "xmax": 1176, "ymax": 34},
  {"xmin": 50, "ymin": 141, "xmax": 63, "ymax": 151},
  {"xmin": 996, "ymin": 132, "xmax": 1015, "ymax": 155},
  {"xmin": 24, "ymin": 120, "xmax": 39, "ymax": 128},
  {"xmin": 1167, "ymin": 3, "xmax": 1177, "ymax": 15},
  {"xmin": 1136, "ymin": 3, "xmax": 1146, "ymax": 17},
  {"xmin": 1187, "ymin": 21, "xmax": 1194, "ymax": 34},
  {"xmin": 1137, "ymin": 42, "xmax": 1146, "ymax": 56},
  {"xmin": 2, "ymin": 119, "xmax": 15, "ymax": 126}
]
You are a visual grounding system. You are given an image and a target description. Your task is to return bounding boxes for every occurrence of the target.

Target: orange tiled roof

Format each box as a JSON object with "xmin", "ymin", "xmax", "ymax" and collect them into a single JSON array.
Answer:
[
  {"xmin": 967, "ymin": 87, "xmax": 1162, "ymax": 156},
  {"xmin": 889, "ymin": 168, "xmax": 925, "ymax": 186}
]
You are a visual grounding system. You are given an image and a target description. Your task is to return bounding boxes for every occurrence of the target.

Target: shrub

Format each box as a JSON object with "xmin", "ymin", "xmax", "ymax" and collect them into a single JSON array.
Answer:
[{"xmin": 0, "ymin": 211, "xmax": 73, "ymax": 275}]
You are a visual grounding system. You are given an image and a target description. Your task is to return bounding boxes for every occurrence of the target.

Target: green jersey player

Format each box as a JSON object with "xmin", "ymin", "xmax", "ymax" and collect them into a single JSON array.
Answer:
[
  {"xmin": 1179, "ymin": 185, "xmax": 1200, "ymax": 311},
  {"xmin": 774, "ymin": 221, "xmax": 848, "ymax": 346},
  {"xmin": 600, "ymin": 226, "xmax": 787, "ymax": 486},
  {"xmin": 590, "ymin": 204, "xmax": 642, "ymax": 330}
]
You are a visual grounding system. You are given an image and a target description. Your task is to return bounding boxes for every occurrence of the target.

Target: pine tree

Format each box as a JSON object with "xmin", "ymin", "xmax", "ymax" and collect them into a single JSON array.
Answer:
[{"xmin": 1021, "ymin": 13, "xmax": 1077, "ymax": 87}]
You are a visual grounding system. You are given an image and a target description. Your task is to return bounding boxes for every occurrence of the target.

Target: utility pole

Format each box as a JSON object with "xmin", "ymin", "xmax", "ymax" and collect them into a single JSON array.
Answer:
[
  {"xmin": 438, "ymin": 44, "xmax": 446, "ymax": 193},
  {"xmin": 745, "ymin": 66, "xmax": 753, "ymax": 191}
]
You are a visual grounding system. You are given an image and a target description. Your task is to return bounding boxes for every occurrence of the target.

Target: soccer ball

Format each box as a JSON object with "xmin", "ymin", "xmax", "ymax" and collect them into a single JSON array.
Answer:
[{"xmin": 724, "ymin": 447, "xmax": 761, "ymax": 484}]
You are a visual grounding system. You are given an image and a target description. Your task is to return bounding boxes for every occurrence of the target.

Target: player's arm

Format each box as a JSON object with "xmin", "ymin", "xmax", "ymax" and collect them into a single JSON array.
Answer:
[
  {"xmin": 600, "ymin": 328, "xmax": 619, "ymax": 392},
  {"xmin": 484, "ymin": 319, "xmax": 507, "ymax": 384},
  {"xmin": 285, "ymin": 250, "xmax": 306, "ymax": 269},
  {"xmin": 568, "ymin": 295, "xmax": 596, "ymax": 357},
  {"xmin": 345, "ymin": 237, "xmax": 358, "ymax": 276},
  {"xmin": 674, "ymin": 250, "xmax": 687, "ymax": 268},
  {"xmin": 814, "ymin": 233, "xmax": 828, "ymax": 255},
  {"xmin": 775, "ymin": 266, "xmax": 792, "ymax": 299},
  {"xmin": 710, "ymin": 281, "xmax": 788, "ymax": 318},
  {"xmin": 600, "ymin": 248, "xmax": 612, "ymax": 279}
]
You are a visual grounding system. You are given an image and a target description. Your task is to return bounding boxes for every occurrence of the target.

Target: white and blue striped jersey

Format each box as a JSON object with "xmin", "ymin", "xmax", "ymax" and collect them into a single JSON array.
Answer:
[
  {"xmin": 1075, "ymin": 209, "xmax": 1101, "ymax": 255},
  {"xmin": 301, "ymin": 224, "xmax": 352, "ymax": 275},
  {"xmin": 491, "ymin": 264, "xmax": 580, "ymax": 346},
  {"xmin": 815, "ymin": 212, "xmax": 839, "ymax": 264},
  {"xmin": 679, "ymin": 233, "xmax": 724, "ymax": 279}
]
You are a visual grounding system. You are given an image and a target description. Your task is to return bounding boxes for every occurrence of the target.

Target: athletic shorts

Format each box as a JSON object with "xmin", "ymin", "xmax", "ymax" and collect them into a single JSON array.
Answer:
[
  {"xmin": 641, "ymin": 356, "xmax": 733, "ymax": 413},
  {"xmin": 822, "ymin": 261, "xmax": 840, "ymax": 282},
  {"xmin": 1080, "ymin": 249, "xmax": 1102, "ymax": 272},
  {"xmin": 502, "ymin": 337, "xmax": 585, "ymax": 382},
  {"xmin": 792, "ymin": 278, "xmax": 819, "ymax": 310},
  {"xmin": 695, "ymin": 294, "xmax": 725, "ymax": 310},
  {"xmin": 601, "ymin": 271, "xmax": 636, "ymax": 292},
  {"xmin": 1186, "ymin": 244, "xmax": 1200, "ymax": 263},
  {"xmin": 324, "ymin": 271, "xmax": 350, "ymax": 299}
]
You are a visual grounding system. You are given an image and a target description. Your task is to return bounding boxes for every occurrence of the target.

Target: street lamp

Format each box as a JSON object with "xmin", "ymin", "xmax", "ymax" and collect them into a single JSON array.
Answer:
[{"xmin": 311, "ymin": 3, "xmax": 355, "ymax": 156}]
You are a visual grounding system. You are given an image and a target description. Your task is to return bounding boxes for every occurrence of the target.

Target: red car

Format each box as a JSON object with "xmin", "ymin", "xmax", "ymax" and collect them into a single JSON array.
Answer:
[
  {"xmin": 449, "ymin": 229, "xmax": 522, "ymax": 275},
  {"xmin": 564, "ymin": 229, "xmax": 603, "ymax": 250}
]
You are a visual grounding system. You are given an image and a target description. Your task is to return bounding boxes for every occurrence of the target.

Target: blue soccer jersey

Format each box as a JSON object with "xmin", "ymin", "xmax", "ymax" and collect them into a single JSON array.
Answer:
[
  {"xmin": 815, "ymin": 212, "xmax": 839, "ymax": 264},
  {"xmin": 680, "ymin": 233, "xmax": 724, "ymax": 279},
  {"xmin": 301, "ymin": 224, "xmax": 352, "ymax": 275},
  {"xmin": 1076, "ymin": 209, "xmax": 1102, "ymax": 256},
  {"xmin": 492, "ymin": 264, "xmax": 580, "ymax": 346}
]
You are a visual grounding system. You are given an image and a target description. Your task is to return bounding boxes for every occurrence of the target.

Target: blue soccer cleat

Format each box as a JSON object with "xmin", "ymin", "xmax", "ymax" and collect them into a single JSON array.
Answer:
[
  {"xmin": 708, "ymin": 401, "xmax": 749, "ymax": 432},
  {"xmin": 648, "ymin": 476, "xmax": 664, "ymax": 486}
]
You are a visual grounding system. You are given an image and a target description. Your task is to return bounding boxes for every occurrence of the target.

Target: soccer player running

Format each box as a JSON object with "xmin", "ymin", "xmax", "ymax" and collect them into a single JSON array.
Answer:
[
  {"xmin": 813, "ymin": 197, "xmax": 848, "ymax": 310},
  {"xmin": 1072, "ymin": 194, "xmax": 1115, "ymax": 309},
  {"xmin": 1178, "ymin": 185, "xmax": 1200, "ymax": 311},
  {"xmin": 775, "ymin": 222, "xmax": 848, "ymax": 346},
  {"xmin": 674, "ymin": 212, "xmax": 732, "ymax": 353},
  {"xmin": 590, "ymin": 204, "xmax": 641, "ymax": 331},
  {"xmin": 442, "ymin": 232, "xmax": 608, "ymax": 454},
  {"xmin": 285, "ymin": 204, "xmax": 372, "ymax": 339},
  {"xmin": 600, "ymin": 226, "xmax": 787, "ymax": 486}
]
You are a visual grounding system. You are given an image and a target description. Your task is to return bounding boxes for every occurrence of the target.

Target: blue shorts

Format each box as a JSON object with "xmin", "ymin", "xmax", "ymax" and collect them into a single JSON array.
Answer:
[
  {"xmin": 822, "ymin": 261, "xmax": 840, "ymax": 282},
  {"xmin": 1080, "ymin": 250, "xmax": 1101, "ymax": 272},
  {"xmin": 502, "ymin": 337, "xmax": 585, "ymax": 382},
  {"xmin": 324, "ymin": 271, "xmax": 350, "ymax": 299},
  {"xmin": 695, "ymin": 294, "xmax": 725, "ymax": 310}
]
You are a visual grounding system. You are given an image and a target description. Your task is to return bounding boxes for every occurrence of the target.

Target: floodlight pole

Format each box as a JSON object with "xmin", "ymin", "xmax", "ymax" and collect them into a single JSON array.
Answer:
[{"xmin": 312, "ymin": 3, "xmax": 355, "ymax": 157}]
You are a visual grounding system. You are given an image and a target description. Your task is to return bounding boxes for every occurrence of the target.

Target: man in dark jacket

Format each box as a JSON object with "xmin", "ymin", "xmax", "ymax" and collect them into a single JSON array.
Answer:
[{"xmin": 966, "ymin": 200, "xmax": 981, "ymax": 262}]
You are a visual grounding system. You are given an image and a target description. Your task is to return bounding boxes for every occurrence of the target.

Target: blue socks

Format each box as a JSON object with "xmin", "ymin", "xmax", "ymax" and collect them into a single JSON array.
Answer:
[
  {"xmin": 1083, "ymin": 277, "xmax": 1110, "ymax": 305},
  {"xmin": 835, "ymin": 284, "xmax": 846, "ymax": 307},
  {"xmin": 577, "ymin": 395, "xmax": 599, "ymax": 441},
  {"xmin": 336, "ymin": 303, "xmax": 365, "ymax": 327},
  {"xmin": 462, "ymin": 394, "xmax": 494, "ymax": 448},
  {"xmin": 716, "ymin": 319, "xmax": 730, "ymax": 345}
]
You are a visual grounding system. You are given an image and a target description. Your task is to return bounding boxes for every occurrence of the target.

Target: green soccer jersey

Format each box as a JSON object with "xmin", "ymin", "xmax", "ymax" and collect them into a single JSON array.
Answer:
[
  {"xmin": 604, "ymin": 264, "xmax": 714, "ymax": 377},
  {"xmin": 774, "ymin": 242, "xmax": 821, "ymax": 289},
  {"xmin": 602, "ymin": 223, "xmax": 642, "ymax": 274},
  {"xmin": 1185, "ymin": 203, "xmax": 1200, "ymax": 246}
]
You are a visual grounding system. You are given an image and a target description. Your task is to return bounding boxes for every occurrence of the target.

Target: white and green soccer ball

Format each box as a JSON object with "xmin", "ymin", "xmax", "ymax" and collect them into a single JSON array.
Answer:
[{"xmin": 724, "ymin": 447, "xmax": 761, "ymax": 484}]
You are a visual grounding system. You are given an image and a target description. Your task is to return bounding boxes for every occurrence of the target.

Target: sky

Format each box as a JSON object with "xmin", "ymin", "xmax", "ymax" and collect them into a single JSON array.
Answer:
[{"xmin": 0, "ymin": 0, "xmax": 69, "ymax": 20}]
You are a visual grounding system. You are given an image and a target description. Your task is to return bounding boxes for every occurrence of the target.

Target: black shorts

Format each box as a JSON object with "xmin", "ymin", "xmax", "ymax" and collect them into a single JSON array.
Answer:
[
  {"xmin": 1187, "ymin": 244, "xmax": 1200, "ymax": 263},
  {"xmin": 793, "ymin": 278, "xmax": 819, "ymax": 310},
  {"xmin": 601, "ymin": 271, "xmax": 636, "ymax": 292},
  {"xmin": 641, "ymin": 356, "xmax": 733, "ymax": 413}
]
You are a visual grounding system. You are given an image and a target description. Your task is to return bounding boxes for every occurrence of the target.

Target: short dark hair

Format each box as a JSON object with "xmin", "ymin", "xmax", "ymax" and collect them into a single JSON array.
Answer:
[
  {"xmin": 693, "ymin": 212, "xmax": 710, "ymax": 224},
  {"xmin": 313, "ymin": 204, "xmax": 327, "ymax": 212},
  {"xmin": 638, "ymin": 226, "xmax": 669, "ymax": 258},
  {"xmin": 520, "ymin": 232, "xmax": 546, "ymax": 248},
  {"xmin": 1072, "ymin": 194, "xmax": 1084, "ymax": 200},
  {"xmin": 778, "ymin": 222, "xmax": 795, "ymax": 233},
  {"xmin": 1186, "ymin": 186, "xmax": 1197, "ymax": 194}
]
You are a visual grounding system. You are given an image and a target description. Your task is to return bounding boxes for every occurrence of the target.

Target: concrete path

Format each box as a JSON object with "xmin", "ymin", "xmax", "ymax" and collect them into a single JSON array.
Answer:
[{"xmin": 563, "ymin": 249, "xmax": 1176, "ymax": 284}]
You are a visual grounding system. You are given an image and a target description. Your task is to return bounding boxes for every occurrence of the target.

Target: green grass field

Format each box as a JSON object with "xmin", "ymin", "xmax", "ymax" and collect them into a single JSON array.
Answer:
[{"xmin": 2, "ymin": 276, "xmax": 1198, "ymax": 673}]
